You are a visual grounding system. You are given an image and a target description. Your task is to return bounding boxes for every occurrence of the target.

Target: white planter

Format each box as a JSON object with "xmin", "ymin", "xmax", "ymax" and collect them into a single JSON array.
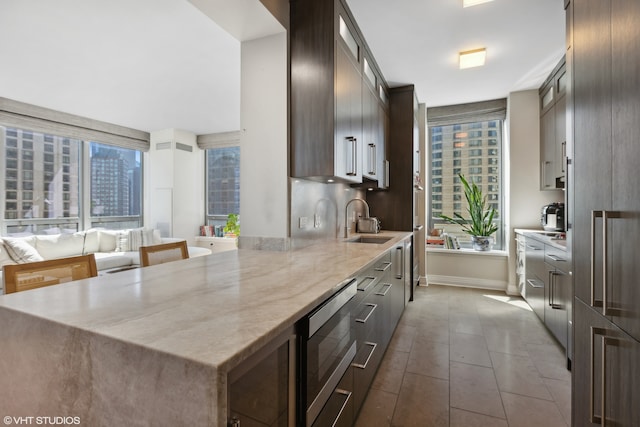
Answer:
[{"xmin": 471, "ymin": 235, "xmax": 494, "ymax": 251}]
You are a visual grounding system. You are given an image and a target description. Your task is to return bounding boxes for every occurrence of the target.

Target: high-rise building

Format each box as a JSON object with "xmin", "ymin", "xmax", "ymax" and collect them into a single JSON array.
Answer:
[
  {"xmin": 2, "ymin": 128, "xmax": 80, "ymax": 222},
  {"xmin": 90, "ymin": 146, "xmax": 131, "ymax": 216},
  {"xmin": 430, "ymin": 120, "xmax": 502, "ymax": 224}
]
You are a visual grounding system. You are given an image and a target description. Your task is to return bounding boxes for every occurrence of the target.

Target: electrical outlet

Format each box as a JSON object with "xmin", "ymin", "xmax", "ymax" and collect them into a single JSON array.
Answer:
[
  {"xmin": 299, "ymin": 216, "xmax": 308, "ymax": 228},
  {"xmin": 314, "ymin": 214, "xmax": 320, "ymax": 228}
]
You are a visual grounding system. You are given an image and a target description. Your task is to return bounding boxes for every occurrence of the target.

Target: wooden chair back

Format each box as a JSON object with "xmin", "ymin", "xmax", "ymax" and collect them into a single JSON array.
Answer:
[
  {"xmin": 3, "ymin": 254, "xmax": 98, "ymax": 294},
  {"xmin": 139, "ymin": 241, "xmax": 189, "ymax": 267}
]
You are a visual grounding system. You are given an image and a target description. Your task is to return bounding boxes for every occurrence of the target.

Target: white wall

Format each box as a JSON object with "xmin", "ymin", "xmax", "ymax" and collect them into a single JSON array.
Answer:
[
  {"xmin": 145, "ymin": 129, "xmax": 204, "ymax": 244},
  {"xmin": 239, "ymin": 32, "xmax": 289, "ymax": 249}
]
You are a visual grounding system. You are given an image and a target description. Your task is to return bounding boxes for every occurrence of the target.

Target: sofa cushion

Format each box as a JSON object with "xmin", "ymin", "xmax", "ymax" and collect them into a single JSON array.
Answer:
[
  {"xmin": 2, "ymin": 237, "xmax": 44, "ymax": 264},
  {"xmin": 35, "ymin": 233, "xmax": 86, "ymax": 259}
]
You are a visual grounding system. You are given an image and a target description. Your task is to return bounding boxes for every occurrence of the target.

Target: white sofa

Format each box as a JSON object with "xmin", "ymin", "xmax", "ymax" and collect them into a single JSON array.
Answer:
[{"xmin": 0, "ymin": 229, "xmax": 211, "ymax": 292}]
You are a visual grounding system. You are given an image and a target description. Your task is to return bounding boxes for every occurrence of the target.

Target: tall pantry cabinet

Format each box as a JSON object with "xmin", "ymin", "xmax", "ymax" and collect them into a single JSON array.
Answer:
[{"xmin": 570, "ymin": 0, "xmax": 640, "ymax": 425}]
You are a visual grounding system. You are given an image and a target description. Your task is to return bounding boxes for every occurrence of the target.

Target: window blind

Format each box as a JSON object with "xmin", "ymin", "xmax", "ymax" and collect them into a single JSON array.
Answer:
[
  {"xmin": 0, "ymin": 97, "xmax": 150, "ymax": 151},
  {"xmin": 197, "ymin": 130, "xmax": 241, "ymax": 149},
  {"xmin": 426, "ymin": 98, "xmax": 507, "ymax": 127}
]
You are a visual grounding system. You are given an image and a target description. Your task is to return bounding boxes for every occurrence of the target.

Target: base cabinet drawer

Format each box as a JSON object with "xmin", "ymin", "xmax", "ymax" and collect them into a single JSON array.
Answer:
[
  {"xmin": 352, "ymin": 341, "xmax": 383, "ymax": 412},
  {"xmin": 312, "ymin": 368, "xmax": 354, "ymax": 427},
  {"xmin": 525, "ymin": 275, "xmax": 545, "ymax": 321}
]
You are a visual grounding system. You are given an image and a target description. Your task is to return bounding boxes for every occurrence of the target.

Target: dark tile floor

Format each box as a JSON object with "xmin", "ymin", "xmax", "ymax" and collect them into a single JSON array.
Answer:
[{"xmin": 355, "ymin": 284, "xmax": 571, "ymax": 427}]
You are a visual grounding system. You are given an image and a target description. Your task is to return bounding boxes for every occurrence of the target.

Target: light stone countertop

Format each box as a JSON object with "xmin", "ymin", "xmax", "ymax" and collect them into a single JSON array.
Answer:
[
  {"xmin": 514, "ymin": 228, "xmax": 567, "ymax": 251},
  {"xmin": 0, "ymin": 231, "xmax": 411, "ymax": 373}
]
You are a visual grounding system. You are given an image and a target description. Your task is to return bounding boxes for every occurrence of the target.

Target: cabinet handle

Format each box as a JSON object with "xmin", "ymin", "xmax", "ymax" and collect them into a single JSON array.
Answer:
[
  {"xmin": 547, "ymin": 254, "xmax": 565, "ymax": 262},
  {"xmin": 329, "ymin": 389, "xmax": 352, "ymax": 427},
  {"xmin": 358, "ymin": 276, "xmax": 378, "ymax": 292},
  {"xmin": 549, "ymin": 271, "xmax": 555, "ymax": 308},
  {"xmin": 346, "ymin": 137, "xmax": 357, "ymax": 176},
  {"xmin": 590, "ymin": 327, "xmax": 621, "ymax": 426},
  {"xmin": 395, "ymin": 246, "xmax": 403, "ymax": 279},
  {"xmin": 374, "ymin": 283, "xmax": 392, "ymax": 296},
  {"xmin": 542, "ymin": 161, "xmax": 552, "ymax": 187},
  {"xmin": 591, "ymin": 211, "xmax": 603, "ymax": 309},
  {"xmin": 368, "ymin": 143, "xmax": 376, "ymax": 175},
  {"xmin": 351, "ymin": 341, "xmax": 377, "ymax": 369},
  {"xmin": 561, "ymin": 141, "xmax": 567, "ymax": 173},
  {"xmin": 591, "ymin": 210, "xmax": 621, "ymax": 315},
  {"xmin": 549, "ymin": 271, "xmax": 562, "ymax": 309},
  {"xmin": 526, "ymin": 278, "xmax": 543, "ymax": 289},
  {"xmin": 356, "ymin": 303, "xmax": 377, "ymax": 323},
  {"xmin": 374, "ymin": 262, "xmax": 391, "ymax": 272},
  {"xmin": 526, "ymin": 244, "xmax": 542, "ymax": 250}
]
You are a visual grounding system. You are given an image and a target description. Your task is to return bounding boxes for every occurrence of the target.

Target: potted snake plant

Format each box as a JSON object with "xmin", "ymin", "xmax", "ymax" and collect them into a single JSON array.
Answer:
[{"xmin": 439, "ymin": 173, "xmax": 498, "ymax": 251}]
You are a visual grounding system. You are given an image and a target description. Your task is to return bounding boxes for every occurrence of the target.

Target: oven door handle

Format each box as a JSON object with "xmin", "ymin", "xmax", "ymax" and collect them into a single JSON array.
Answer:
[{"xmin": 308, "ymin": 279, "xmax": 357, "ymax": 337}]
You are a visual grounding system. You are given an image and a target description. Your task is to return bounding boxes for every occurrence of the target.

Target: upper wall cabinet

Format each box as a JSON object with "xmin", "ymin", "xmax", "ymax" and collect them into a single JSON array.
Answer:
[
  {"xmin": 291, "ymin": 0, "xmax": 388, "ymax": 185},
  {"xmin": 539, "ymin": 56, "xmax": 567, "ymax": 190}
]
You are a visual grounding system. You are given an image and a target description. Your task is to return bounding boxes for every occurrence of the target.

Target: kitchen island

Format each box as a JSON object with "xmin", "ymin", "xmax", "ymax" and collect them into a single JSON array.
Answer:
[{"xmin": 0, "ymin": 231, "xmax": 411, "ymax": 426}]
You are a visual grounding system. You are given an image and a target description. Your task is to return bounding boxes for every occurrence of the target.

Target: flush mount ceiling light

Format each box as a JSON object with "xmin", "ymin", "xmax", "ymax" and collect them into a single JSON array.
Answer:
[
  {"xmin": 459, "ymin": 48, "xmax": 486, "ymax": 69},
  {"xmin": 463, "ymin": 0, "xmax": 494, "ymax": 7}
]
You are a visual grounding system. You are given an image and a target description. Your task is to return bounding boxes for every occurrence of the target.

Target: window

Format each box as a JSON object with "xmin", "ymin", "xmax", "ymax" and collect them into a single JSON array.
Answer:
[
  {"xmin": 206, "ymin": 146, "xmax": 240, "ymax": 227},
  {"xmin": 89, "ymin": 142, "xmax": 142, "ymax": 229},
  {"xmin": 1, "ymin": 127, "xmax": 81, "ymax": 234},
  {"xmin": 1, "ymin": 126, "xmax": 144, "ymax": 235},
  {"xmin": 428, "ymin": 119, "xmax": 504, "ymax": 250}
]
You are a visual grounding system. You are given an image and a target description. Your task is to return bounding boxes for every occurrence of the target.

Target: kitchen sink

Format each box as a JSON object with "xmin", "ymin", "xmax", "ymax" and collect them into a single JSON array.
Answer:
[{"xmin": 347, "ymin": 236, "xmax": 393, "ymax": 244}]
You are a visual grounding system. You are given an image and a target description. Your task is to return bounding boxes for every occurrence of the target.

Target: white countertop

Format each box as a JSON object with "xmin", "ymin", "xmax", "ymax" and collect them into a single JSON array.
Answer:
[
  {"xmin": 0, "ymin": 231, "xmax": 411, "ymax": 372},
  {"xmin": 515, "ymin": 228, "xmax": 567, "ymax": 251}
]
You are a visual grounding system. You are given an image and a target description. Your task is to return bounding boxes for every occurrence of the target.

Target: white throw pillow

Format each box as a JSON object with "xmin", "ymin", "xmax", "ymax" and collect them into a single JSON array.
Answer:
[
  {"xmin": 0, "ymin": 241, "xmax": 17, "ymax": 267},
  {"xmin": 83, "ymin": 229, "xmax": 100, "ymax": 253},
  {"xmin": 127, "ymin": 228, "xmax": 156, "ymax": 251},
  {"xmin": 3, "ymin": 237, "xmax": 44, "ymax": 264},
  {"xmin": 98, "ymin": 230, "xmax": 120, "ymax": 252},
  {"xmin": 115, "ymin": 231, "xmax": 129, "ymax": 252}
]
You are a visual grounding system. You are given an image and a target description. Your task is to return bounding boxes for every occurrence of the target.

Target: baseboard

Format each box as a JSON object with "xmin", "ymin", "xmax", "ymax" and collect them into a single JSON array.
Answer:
[{"xmin": 426, "ymin": 274, "xmax": 508, "ymax": 292}]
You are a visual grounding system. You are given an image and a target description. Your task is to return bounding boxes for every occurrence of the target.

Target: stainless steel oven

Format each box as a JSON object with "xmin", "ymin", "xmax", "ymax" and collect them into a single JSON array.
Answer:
[{"xmin": 299, "ymin": 278, "xmax": 358, "ymax": 427}]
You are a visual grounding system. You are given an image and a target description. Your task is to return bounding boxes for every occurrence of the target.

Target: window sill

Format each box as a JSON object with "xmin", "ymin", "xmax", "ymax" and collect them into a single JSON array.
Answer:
[{"xmin": 426, "ymin": 246, "xmax": 508, "ymax": 257}]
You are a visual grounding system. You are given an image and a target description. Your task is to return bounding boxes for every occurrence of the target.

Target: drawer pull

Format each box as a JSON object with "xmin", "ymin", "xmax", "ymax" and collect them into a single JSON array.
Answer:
[
  {"xmin": 547, "ymin": 254, "xmax": 566, "ymax": 262},
  {"xmin": 526, "ymin": 278, "xmax": 544, "ymax": 289},
  {"xmin": 352, "ymin": 342, "xmax": 377, "ymax": 369},
  {"xmin": 374, "ymin": 283, "xmax": 392, "ymax": 296},
  {"xmin": 374, "ymin": 262, "xmax": 391, "ymax": 272},
  {"xmin": 358, "ymin": 276, "xmax": 378, "ymax": 292},
  {"xmin": 356, "ymin": 303, "xmax": 377, "ymax": 323},
  {"xmin": 330, "ymin": 389, "xmax": 352, "ymax": 427}
]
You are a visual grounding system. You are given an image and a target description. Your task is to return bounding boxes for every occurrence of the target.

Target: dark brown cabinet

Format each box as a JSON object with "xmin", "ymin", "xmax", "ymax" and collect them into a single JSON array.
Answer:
[
  {"xmin": 290, "ymin": 0, "xmax": 388, "ymax": 186},
  {"xmin": 227, "ymin": 328, "xmax": 296, "ymax": 427},
  {"xmin": 571, "ymin": 0, "xmax": 640, "ymax": 425},
  {"xmin": 573, "ymin": 299, "xmax": 640, "ymax": 426},
  {"xmin": 539, "ymin": 58, "xmax": 567, "ymax": 190},
  {"xmin": 544, "ymin": 246, "xmax": 570, "ymax": 351},
  {"xmin": 361, "ymin": 53, "xmax": 386, "ymax": 185},
  {"xmin": 524, "ymin": 236, "xmax": 545, "ymax": 321},
  {"xmin": 367, "ymin": 85, "xmax": 418, "ymax": 232}
]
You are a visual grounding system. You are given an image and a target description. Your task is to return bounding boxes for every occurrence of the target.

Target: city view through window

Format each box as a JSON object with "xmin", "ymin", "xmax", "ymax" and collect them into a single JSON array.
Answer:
[
  {"xmin": 1, "ymin": 127, "xmax": 142, "ymax": 235},
  {"xmin": 206, "ymin": 146, "xmax": 240, "ymax": 227},
  {"xmin": 430, "ymin": 120, "xmax": 504, "ymax": 249}
]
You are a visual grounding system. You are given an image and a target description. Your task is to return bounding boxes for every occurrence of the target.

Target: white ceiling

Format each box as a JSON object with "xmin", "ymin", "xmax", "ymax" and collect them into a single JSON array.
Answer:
[
  {"xmin": 0, "ymin": 0, "xmax": 565, "ymax": 135},
  {"xmin": 347, "ymin": 0, "xmax": 566, "ymax": 107}
]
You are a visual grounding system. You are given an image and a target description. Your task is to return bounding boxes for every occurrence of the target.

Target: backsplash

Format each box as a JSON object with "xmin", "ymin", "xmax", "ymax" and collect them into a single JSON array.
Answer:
[{"xmin": 290, "ymin": 178, "xmax": 366, "ymax": 249}]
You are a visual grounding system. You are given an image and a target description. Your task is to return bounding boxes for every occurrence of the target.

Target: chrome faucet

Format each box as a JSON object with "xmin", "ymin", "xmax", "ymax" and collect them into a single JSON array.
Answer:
[{"xmin": 344, "ymin": 198, "xmax": 370, "ymax": 238}]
